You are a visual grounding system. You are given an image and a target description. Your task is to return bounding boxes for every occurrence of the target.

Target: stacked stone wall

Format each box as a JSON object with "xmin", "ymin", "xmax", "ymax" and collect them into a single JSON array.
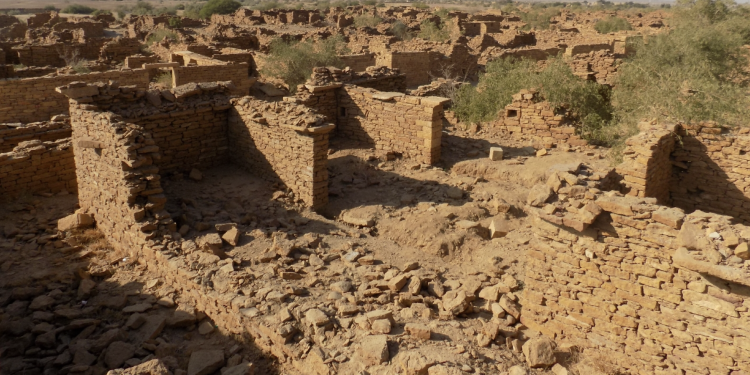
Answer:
[
  {"xmin": 0, "ymin": 138, "xmax": 76, "ymax": 198},
  {"xmin": 135, "ymin": 110, "xmax": 230, "ymax": 174},
  {"xmin": 339, "ymin": 53, "xmax": 377, "ymax": 72},
  {"xmin": 524, "ymin": 197, "xmax": 750, "ymax": 375},
  {"xmin": 0, "ymin": 69, "xmax": 150, "ymax": 123},
  {"xmin": 14, "ymin": 44, "xmax": 66, "ymax": 67},
  {"xmin": 376, "ymin": 51, "xmax": 438, "ymax": 87},
  {"xmin": 337, "ymin": 85, "xmax": 444, "ymax": 164},
  {"xmin": 69, "ymin": 104, "xmax": 173, "ymax": 255},
  {"xmin": 100, "ymin": 38, "xmax": 143, "ymax": 62},
  {"xmin": 227, "ymin": 98, "xmax": 331, "ymax": 208},
  {"xmin": 0, "ymin": 119, "xmax": 71, "ymax": 153},
  {"xmin": 124, "ymin": 55, "xmax": 159, "ymax": 69},
  {"xmin": 172, "ymin": 63, "xmax": 251, "ymax": 95},
  {"xmin": 670, "ymin": 123, "xmax": 750, "ymax": 224},
  {"xmin": 492, "ymin": 90, "xmax": 586, "ymax": 146},
  {"xmin": 616, "ymin": 122, "xmax": 676, "ymax": 205}
]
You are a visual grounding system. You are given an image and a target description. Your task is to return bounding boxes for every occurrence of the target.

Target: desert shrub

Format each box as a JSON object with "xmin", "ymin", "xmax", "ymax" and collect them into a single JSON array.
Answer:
[
  {"xmin": 391, "ymin": 20, "xmax": 412, "ymax": 40},
  {"xmin": 146, "ymin": 29, "xmax": 179, "ymax": 45},
  {"xmin": 44, "ymin": 5, "xmax": 57, "ymax": 11},
  {"xmin": 418, "ymin": 20, "xmax": 450, "ymax": 41},
  {"xmin": 598, "ymin": 0, "xmax": 750, "ymax": 148},
  {"xmin": 62, "ymin": 4, "xmax": 97, "ymax": 14},
  {"xmin": 199, "ymin": 0, "xmax": 241, "ymax": 18},
  {"xmin": 92, "ymin": 9, "xmax": 112, "ymax": 16},
  {"xmin": 116, "ymin": 1, "xmax": 181, "ymax": 17},
  {"xmin": 69, "ymin": 59, "xmax": 91, "ymax": 74},
  {"xmin": 361, "ymin": 0, "xmax": 377, "ymax": 5},
  {"xmin": 518, "ymin": 7, "xmax": 561, "ymax": 30},
  {"xmin": 353, "ymin": 15, "xmax": 382, "ymax": 28},
  {"xmin": 413, "ymin": 2, "xmax": 428, "ymax": 9},
  {"xmin": 262, "ymin": 35, "xmax": 349, "ymax": 92},
  {"xmin": 453, "ymin": 57, "xmax": 612, "ymax": 138},
  {"xmin": 253, "ymin": 0, "xmax": 281, "ymax": 10},
  {"xmin": 154, "ymin": 71, "xmax": 173, "ymax": 88},
  {"xmin": 168, "ymin": 17, "xmax": 182, "ymax": 27},
  {"xmin": 594, "ymin": 17, "xmax": 632, "ymax": 33}
]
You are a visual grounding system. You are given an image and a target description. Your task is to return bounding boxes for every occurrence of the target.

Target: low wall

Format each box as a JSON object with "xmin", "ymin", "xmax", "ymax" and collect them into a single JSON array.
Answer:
[
  {"xmin": 492, "ymin": 90, "xmax": 586, "ymax": 146},
  {"xmin": 0, "ymin": 119, "xmax": 71, "ymax": 153},
  {"xmin": 376, "ymin": 51, "xmax": 437, "ymax": 87},
  {"xmin": 339, "ymin": 53, "xmax": 376, "ymax": 72},
  {"xmin": 171, "ymin": 63, "xmax": 251, "ymax": 95},
  {"xmin": 228, "ymin": 98, "xmax": 332, "ymax": 208},
  {"xmin": 524, "ymin": 191, "xmax": 750, "ymax": 374},
  {"xmin": 0, "ymin": 139, "xmax": 76, "ymax": 198},
  {"xmin": 0, "ymin": 69, "xmax": 150, "ymax": 123},
  {"xmin": 337, "ymin": 85, "xmax": 445, "ymax": 164}
]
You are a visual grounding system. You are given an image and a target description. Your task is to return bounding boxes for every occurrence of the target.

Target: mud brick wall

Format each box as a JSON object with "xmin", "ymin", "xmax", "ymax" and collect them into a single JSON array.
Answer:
[
  {"xmin": 0, "ymin": 69, "xmax": 150, "ymax": 123},
  {"xmin": 0, "ymin": 119, "xmax": 71, "ymax": 153},
  {"xmin": 136, "ymin": 109, "xmax": 230, "ymax": 175},
  {"xmin": 69, "ymin": 104, "xmax": 174, "ymax": 255},
  {"xmin": 228, "ymin": 98, "xmax": 331, "ymax": 208},
  {"xmin": 0, "ymin": 139, "xmax": 76, "ymax": 198},
  {"xmin": 493, "ymin": 90, "xmax": 586, "ymax": 146},
  {"xmin": 338, "ymin": 86, "xmax": 444, "ymax": 164},
  {"xmin": 339, "ymin": 53, "xmax": 376, "ymax": 72},
  {"xmin": 524, "ymin": 197, "xmax": 750, "ymax": 374},
  {"xmin": 616, "ymin": 122, "xmax": 676, "ymax": 205},
  {"xmin": 671, "ymin": 123, "xmax": 750, "ymax": 224},
  {"xmin": 171, "ymin": 64, "xmax": 250, "ymax": 95}
]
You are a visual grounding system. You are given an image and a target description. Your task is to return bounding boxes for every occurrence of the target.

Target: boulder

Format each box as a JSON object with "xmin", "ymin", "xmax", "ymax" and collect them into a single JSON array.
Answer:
[
  {"xmin": 357, "ymin": 335, "xmax": 389, "ymax": 365},
  {"xmin": 188, "ymin": 350, "xmax": 224, "ymax": 375},
  {"xmin": 527, "ymin": 185, "xmax": 553, "ymax": 207},
  {"xmin": 522, "ymin": 336, "xmax": 556, "ymax": 368}
]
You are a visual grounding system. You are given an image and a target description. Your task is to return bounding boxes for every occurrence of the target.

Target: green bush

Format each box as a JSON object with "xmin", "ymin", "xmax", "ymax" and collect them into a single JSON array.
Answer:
[
  {"xmin": 418, "ymin": 20, "xmax": 450, "ymax": 41},
  {"xmin": 146, "ymin": 29, "xmax": 179, "ymax": 45},
  {"xmin": 154, "ymin": 71, "xmax": 173, "ymax": 88},
  {"xmin": 361, "ymin": 0, "xmax": 377, "ymax": 5},
  {"xmin": 43, "ymin": 5, "xmax": 57, "ymax": 11},
  {"xmin": 594, "ymin": 17, "xmax": 632, "ymax": 33},
  {"xmin": 261, "ymin": 35, "xmax": 349, "ymax": 92},
  {"xmin": 92, "ymin": 9, "xmax": 112, "ymax": 16},
  {"xmin": 518, "ymin": 7, "xmax": 561, "ymax": 30},
  {"xmin": 453, "ymin": 57, "xmax": 612, "ymax": 138},
  {"xmin": 353, "ymin": 15, "xmax": 382, "ymax": 28},
  {"xmin": 413, "ymin": 2, "xmax": 428, "ymax": 9},
  {"xmin": 62, "ymin": 4, "xmax": 97, "ymax": 14},
  {"xmin": 168, "ymin": 17, "xmax": 182, "ymax": 28},
  {"xmin": 199, "ymin": 0, "xmax": 241, "ymax": 18},
  {"xmin": 600, "ymin": 0, "xmax": 750, "ymax": 147},
  {"xmin": 391, "ymin": 20, "xmax": 412, "ymax": 40}
]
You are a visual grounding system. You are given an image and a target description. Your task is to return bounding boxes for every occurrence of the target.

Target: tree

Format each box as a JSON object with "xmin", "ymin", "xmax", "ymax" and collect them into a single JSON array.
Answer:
[{"xmin": 199, "ymin": 0, "xmax": 242, "ymax": 18}]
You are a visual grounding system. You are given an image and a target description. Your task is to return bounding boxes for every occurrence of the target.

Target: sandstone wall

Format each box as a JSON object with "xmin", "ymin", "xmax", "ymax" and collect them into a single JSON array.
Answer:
[
  {"xmin": 14, "ymin": 44, "xmax": 66, "ymax": 67},
  {"xmin": 524, "ymin": 196, "xmax": 750, "ymax": 374},
  {"xmin": 493, "ymin": 90, "xmax": 587, "ymax": 146},
  {"xmin": 671, "ymin": 123, "xmax": 750, "ymax": 224},
  {"xmin": 337, "ymin": 86, "xmax": 444, "ymax": 164},
  {"xmin": 0, "ymin": 138, "xmax": 76, "ymax": 198},
  {"xmin": 339, "ymin": 53, "xmax": 376, "ymax": 72},
  {"xmin": 124, "ymin": 55, "xmax": 159, "ymax": 69},
  {"xmin": 0, "ymin": 69, "xmax": 149, "ymax": 123},
  {"xmin": 616, "ymin": 122, "xmax": 675, "ymax": 205},
  {"xmin": 171, "ymin": 63, "xmax": 251, "ymax": 95},
  {"xmin": 135, "ymin": 109, "xmax": 230, "ymax": 175},
  {"xmin": 100, "ymin": 38, "xmax": 143, "ymax": 62},
  {"xmin": 376, "ymin": 51, "xmax": 437, "ymax": 87},
  {"xmin": 69, "ymin": 104, "xmax": 173, "ymax": 255},
  {"xmin": 0, "ymin": 119, "xmax": 71, "ymax": 153},
  {"xmin": 228, "ymin": 98, "xmax": 332, "ymax": 208}
]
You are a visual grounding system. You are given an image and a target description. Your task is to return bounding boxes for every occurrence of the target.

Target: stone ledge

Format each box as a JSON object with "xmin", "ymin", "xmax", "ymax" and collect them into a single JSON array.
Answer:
[{"xmin": 673, "ymin": 247, "xmax": 750, "ymax": 287}]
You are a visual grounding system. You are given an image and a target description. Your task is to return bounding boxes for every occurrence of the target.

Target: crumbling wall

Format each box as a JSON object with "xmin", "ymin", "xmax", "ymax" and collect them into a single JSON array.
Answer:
[
  {"xmin": 0, "ymin": 69, "xmax": 149, "ymax": 123},
  {"xmin": 565, "ymin": 42, "xmax": 612, "ymax": 56},
  {"xmin": 524, "ymin": 194, "xmax": 750, "ymax": 374},
  {"xmin": 337, "ymin": 86, "xmax": 445, "ymax": 164},
  {"xmin": 616, "ymin": 122, "xmax": 676, "ymax": 204},
  {"xmin": 339, "ymin": 53, "xmax": 377, "ymax": 72},
  {"xmin": 100, "ymin": 38, "xmax": 143, "ymax": 62},
  {"xmin": 0, "ymin": 118, "xmax": 71, "ymax": 153},
  {"xmin": 0, "ymin": 139, "xmax": 76, "ymax": 198},
  {"xmin": 14, "ymin": 44, "xmax": 66, "ymax": 67},
  {"xmin": 69, "ymin": 104, "xmax": 172, "ymax": 255},
  {"xmin": 124, "ymin": 55, "xmax": 159, "ymax": 69},
  {"xmin": 172, "ymin": 63, "xmax": 251, "ymax": 95},
  {"xmin": 493, "ymin": 89, "xmax": 586, "ymax": 146},
  {"xmin": 671, "ymin": 122, "xmax": 750, "ymax": 224},
  {"xmin": 228, "ymin": 97, "xmax": 332, "ymax": 208},
  {"xmin": 376, "ymin": 51, "xmax": 438, "ymax": 87}
]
